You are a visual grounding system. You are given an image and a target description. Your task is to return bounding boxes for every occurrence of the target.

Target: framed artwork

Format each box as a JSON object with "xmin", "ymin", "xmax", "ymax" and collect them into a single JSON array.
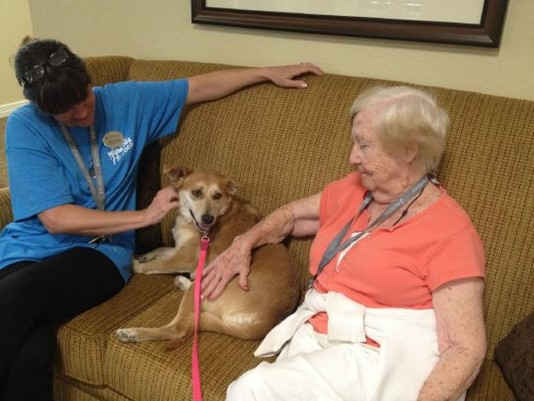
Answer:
[{"xmin": 191, "ymin": 0, "xmax": 509, "ymax": 47}]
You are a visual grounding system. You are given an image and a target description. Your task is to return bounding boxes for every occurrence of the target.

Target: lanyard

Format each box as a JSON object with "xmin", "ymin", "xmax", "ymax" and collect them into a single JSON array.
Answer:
[
  {"xmin": 60, "ymin": 124, "xmax": 106, "ymax": 210},
  {"xmin": 310, "ymin": 175, "xmax": 430, "ymax": 287}
]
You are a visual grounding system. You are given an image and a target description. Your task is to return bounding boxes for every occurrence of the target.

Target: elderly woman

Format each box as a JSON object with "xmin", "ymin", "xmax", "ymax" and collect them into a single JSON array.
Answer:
[{"xmin": 202, "ymin": 86, "xmax": 487, "ymax": 401}]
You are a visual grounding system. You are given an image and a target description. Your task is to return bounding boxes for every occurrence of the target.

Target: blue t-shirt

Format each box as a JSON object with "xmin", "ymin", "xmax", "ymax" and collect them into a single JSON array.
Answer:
[{"xmin": 0, "ymin": 79, "xmax": 189, "ymax": 282}]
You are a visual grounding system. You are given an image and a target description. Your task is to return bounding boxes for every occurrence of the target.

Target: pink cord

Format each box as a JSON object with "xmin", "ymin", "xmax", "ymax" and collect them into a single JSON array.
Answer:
[{"xmin": 193, "ymin": 236, "xmax": 209, "ymax": 401}]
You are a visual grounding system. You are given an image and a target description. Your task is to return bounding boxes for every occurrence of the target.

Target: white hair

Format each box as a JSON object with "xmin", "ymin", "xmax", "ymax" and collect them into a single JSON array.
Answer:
[{"xmin": 350, "ymin": 86, "xmax": 449, "ymax": 173}]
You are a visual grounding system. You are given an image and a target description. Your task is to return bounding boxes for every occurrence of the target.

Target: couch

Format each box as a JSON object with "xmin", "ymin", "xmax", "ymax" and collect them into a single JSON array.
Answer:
[{"xmin": 0, "ymin": 56, "xmax": 532, "ymax": 401}]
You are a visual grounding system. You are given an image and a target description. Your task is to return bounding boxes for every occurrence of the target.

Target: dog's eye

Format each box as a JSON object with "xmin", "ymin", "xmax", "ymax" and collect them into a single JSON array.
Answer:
[
  {"xmin": 192, "ymin": 189, "xmax": 203, "ymax": 198},
  {"xmin": 213, "ymin": 192, "xmax": 222, "ymax": 200}
]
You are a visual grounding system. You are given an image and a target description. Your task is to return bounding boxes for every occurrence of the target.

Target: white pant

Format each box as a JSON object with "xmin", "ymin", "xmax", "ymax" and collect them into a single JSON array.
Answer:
[
  {"xmin": 227, "ymin": 323, "xmax": 379, "ymax": 401},
  {"xmin": 226, "ymin": 290, "xmax": 467, "ymax": 401}
]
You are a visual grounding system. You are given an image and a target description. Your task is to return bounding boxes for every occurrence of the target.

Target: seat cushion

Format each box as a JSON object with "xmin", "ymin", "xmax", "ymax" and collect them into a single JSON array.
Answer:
[
  {"xmin": 494, "ymin": 312, "xmax": 534, "ymax": 401},
  {"xmin": 54, "ymin": 375, "xmax": 131, "ymax": 401},
  {"xmin": 56, "ymin": 274, "xmax": 175, "ymax": 385},
  {"xmin": 103, "ymin": 289, "xmax": 267, "ymax": 401},
  {"xmin": 467, "ymin": 358, "xmax": 515, "ymax": 401}
]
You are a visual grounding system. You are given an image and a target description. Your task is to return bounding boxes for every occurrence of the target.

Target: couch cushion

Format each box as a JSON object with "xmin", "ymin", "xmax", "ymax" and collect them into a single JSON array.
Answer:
[
  {"xmin": 0, "ymin": 188, "xmax": 12, "ymax": 230},
  {"xmin": 155, "ymin": 62, "xmax": 534, "ymax": 360},
  {"xmin": 494, "ymin": 312, "xmax": 534, "ymax": 401},
  {"xmin": 103, "ymin": 289, "xmax": 267, "ymax": 401},
  {"xmin": 85, "ymin": 56, "xmax": 133, "ymax": 87},
  {"xmin": 0, "ymin": 117, "xmax": 7, "ymax": 189},
  {"xmin": 467, "ymin": 359, "xmax": 515, "ymax": 401},
  {"xmin": 56, "ymin": 274, "xmax": 175, "ymax": 385},
  {"xmin": 54, "ymin": 375, "xmax": 131, "ymax": 401},
  {"xmin": 128, "ymin": 62, "xmax": 534, "ymax": 362}
]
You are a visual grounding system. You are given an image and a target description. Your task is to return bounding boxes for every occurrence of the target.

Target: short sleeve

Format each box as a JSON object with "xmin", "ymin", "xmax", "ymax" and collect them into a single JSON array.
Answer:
[
  {"xmin": 425, "ymin": 225, "xmax": 485, "ymax": 291},
  {"xmin": 99, "ymin": 79, "xmax": 189, "ymax": 144},
  {"xmin": 6, "ymin": 114, "xmax": 73, "ymax": 220}
]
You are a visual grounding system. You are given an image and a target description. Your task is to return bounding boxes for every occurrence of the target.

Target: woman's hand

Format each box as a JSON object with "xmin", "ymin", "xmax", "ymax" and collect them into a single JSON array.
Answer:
[
  {"xmin": 201, "ymin": 235, "xmax": 252, "ymax": 301},
  {"xmin": 143, "ymin": 186, "xmax": 180, "ymax": 226},
  {"xmin": 262, "ymin": 63, "xmax": 324, "ymax": 88}
]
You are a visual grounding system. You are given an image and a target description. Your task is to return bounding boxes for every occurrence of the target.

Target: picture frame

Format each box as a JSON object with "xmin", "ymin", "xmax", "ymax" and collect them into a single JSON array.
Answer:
[{"xmin": 191, "ymin": 0, "xmax": 509, "ymax": 47}]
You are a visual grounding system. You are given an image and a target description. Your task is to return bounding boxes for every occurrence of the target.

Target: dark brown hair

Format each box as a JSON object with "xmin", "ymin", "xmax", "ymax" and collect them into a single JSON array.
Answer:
[{"xmin": 14, "ymin": 37, "xmax": 91, "ymax": 114}]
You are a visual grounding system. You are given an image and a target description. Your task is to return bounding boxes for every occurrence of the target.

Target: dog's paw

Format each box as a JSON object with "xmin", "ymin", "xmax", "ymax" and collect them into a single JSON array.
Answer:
[
  {"xmin": 132, "ymin": 260, "xmax": 144, "ymax": 274},
  {"xmin": 116, "ymin": 328, "xmax": 140, "ymax": 343},
  {"xmin": 174, "ymin": 275, "xmax": 192, "ymax": 291}
]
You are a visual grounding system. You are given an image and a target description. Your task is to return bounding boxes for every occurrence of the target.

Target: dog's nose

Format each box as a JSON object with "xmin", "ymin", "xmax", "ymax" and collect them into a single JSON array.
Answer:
[{"xmin": 201, "ymin": 214, "xmax": 214, "ymax": 225}]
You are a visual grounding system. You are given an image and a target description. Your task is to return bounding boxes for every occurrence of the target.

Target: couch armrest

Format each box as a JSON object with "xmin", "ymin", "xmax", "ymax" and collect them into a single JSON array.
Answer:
[
  {"xmin": 0, "ymin": 187, "xmax": 12, "ymax": 230},
  {"xmin": 84, "ymin": 56, "xmax": 134, "ymax": 87}
]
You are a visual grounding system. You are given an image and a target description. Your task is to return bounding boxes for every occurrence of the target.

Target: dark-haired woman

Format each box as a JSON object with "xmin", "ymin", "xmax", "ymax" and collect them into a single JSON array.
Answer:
[{"xmin": 0, "ymin": 37, "xmax": 322, "ymax": 401}]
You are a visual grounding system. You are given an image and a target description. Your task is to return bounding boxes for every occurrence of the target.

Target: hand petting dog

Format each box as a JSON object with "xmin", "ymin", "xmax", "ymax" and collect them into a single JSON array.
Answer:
[
  {"xmin": 202, "ymin": 235, "xmax": 251, "ymax": 301},
  {"xmin": 143, "ymin": 186, "xmax": 180, "ymax": 226}
]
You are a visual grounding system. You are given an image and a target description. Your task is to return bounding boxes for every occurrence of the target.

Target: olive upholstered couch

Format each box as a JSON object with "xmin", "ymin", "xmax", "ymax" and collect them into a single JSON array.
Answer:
[{"xmin": 0, "ymin": 56, "xmax": 532, "ymax": 401}]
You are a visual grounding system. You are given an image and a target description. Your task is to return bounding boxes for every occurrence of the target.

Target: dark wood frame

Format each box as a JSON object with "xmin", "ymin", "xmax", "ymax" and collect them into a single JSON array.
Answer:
[{"xmin": 191, "ymin": 0, "xmax": 509, "ymax": 47}]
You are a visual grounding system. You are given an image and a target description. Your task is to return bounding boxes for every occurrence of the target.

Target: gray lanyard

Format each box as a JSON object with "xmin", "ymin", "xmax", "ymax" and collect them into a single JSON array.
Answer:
[
  {"xmin": 310, "ymin": 175, "xmax": 429, "ymax": 287},
  {"xmin": 60, "ymin": 124, "xmax": 106, "ymax": 210}
]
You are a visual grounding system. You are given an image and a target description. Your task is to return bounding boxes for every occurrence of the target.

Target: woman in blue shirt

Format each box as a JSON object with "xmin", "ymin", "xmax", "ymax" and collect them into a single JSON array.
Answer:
[{"xmin": 0, "ymin": 37, "xmax": 322, "ymax": 401}]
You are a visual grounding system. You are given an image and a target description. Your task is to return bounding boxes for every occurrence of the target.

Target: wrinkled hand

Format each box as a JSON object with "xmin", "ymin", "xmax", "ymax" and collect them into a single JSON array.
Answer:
[
  {"xmin": 201, "ymin": 236, "xmax": 252, "ymax": 301},
  {"xmin": 144, "ymin": 186, "xmax": 179, "ymax": 226},
  {"xmin": 264, "ymin": 63, "xmax": 324, "ymax": 89}
]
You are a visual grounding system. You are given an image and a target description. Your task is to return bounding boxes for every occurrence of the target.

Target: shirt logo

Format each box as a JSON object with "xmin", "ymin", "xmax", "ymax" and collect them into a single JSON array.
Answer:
[{"xmin": 106, "ymin": 134, "xmax": 133, "ymax": 165}]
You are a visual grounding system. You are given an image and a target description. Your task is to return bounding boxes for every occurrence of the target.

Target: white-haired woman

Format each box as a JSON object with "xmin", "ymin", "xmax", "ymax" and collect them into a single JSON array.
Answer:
[{"xmin": 203, "ymin": 86, "xmax": 487, "ymax": 401}]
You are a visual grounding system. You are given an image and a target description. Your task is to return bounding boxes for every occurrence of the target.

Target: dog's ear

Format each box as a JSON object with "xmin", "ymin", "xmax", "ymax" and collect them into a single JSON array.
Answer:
[
  {"xmin": 165, "ymin": 166, "xmax": 191, "ymax": 186},
  {"xmin": 225, "ymin": 179, "xmax": 238, "ymax": 195}
]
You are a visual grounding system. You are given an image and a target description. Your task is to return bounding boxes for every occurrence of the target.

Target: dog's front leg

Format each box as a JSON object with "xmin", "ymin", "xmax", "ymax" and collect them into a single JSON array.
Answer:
[
  {"xmin": 116, "ymin": 287, "xmax": 194, "ymax": 344},
  {"xmin": 132, "ymin": 247, "xmax": 179, "ymax": 274},
  {"xmin": 135, "ymin": 247, "xmax": 176, "ymax": 263}
]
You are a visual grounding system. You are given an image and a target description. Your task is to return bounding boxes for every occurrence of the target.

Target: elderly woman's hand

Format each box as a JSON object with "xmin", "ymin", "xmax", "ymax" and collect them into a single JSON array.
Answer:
[
  {"xmin": 201, "ymin": 235, "xmax": 252, "ymax": 301},
  {"xmin": 263, "ymin": 63, "xmax": 324, "ymax": 89}
]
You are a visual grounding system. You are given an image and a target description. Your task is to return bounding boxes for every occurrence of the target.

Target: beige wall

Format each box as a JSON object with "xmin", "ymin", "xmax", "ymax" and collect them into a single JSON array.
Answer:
[
  {"xmin": 16, "ymin": 0, "xmax": 534, "ymax": 103},
  {"xmin": 0, "ymin": 0, "xmax": 33, "ymax": 106}
]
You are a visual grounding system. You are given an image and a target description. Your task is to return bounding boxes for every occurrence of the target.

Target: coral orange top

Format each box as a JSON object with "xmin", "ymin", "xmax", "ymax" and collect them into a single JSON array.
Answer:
[{"xmin": 308, "ymin": 172, "xmax": 485, "ymax": 334}]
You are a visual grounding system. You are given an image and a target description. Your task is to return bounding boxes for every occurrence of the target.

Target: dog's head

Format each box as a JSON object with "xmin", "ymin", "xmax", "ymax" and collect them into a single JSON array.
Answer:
[{"xmin": 166, "ymin": 167, "xmax": 237, "ymax": 233}]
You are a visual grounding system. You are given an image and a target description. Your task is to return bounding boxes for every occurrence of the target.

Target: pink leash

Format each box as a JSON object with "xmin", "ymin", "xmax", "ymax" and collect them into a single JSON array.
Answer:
[{"xmin": 192, "ymin": 236, "xmax": 209, "ymax": 401}]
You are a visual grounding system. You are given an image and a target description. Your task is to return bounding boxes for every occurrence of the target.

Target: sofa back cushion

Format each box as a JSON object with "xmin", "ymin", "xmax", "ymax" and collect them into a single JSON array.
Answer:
[{"xmin": 124, "ymin": 59, "xmax": 534, "ymax": 359}]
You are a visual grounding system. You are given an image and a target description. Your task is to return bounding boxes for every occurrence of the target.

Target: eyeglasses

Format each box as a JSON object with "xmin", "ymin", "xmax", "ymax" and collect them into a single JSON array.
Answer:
[{"xmin": 20, "ymin": 47, "xmax": 69, "ymax": 87}]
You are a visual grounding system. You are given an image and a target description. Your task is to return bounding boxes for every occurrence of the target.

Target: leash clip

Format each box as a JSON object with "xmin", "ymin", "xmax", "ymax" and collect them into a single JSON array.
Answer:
[{"xmin": 200, "ymin": 233, "xmax": 210, "ymax": 250}]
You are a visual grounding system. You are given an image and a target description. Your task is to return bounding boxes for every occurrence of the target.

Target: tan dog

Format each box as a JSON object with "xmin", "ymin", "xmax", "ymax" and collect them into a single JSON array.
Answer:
[{"xmin": 116, "ymin": 168, "xmax": 299, "ymax": 344}]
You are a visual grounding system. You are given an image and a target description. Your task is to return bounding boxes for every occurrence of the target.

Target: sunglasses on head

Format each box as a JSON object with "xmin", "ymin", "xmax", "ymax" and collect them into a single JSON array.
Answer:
[{"xmin": 20, "ymin": 47, "xmax": 69, "ymax": 87}]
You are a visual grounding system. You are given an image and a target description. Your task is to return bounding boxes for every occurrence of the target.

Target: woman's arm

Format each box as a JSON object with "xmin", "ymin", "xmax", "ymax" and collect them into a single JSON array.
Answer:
[
  {"xmin": 186, "ymin": 63, "xmax": 323, "ymax": 105},
  {"xmin": 417, "ymin": 278, "xmax": 487, "ymax": 401},
  {"xmin": 38, "ymin": 186, "xmax": 179, "ymax": 237},
  {"xmin": 201, "ymin": 192, "xmax": 321, "ymax": 300}
]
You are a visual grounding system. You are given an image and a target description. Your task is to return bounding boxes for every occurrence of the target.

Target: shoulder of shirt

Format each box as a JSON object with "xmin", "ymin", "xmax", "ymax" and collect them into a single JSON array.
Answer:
[
  {"xmin": 9, "ymin": 102, "xmax": 37, "ymax": 120},
  {"xmin": 8, "ymin": 103, "xmax": 53, "ymax": 130},
  {"xmin": 93, "ymin": 79, "xmax": 186, "ymax": 99},
  {"xmin": 425, "ymin": 189, "xmax": 480, "ymax": 238},
  {"xmin": 325, "ymin": 171, "xmax": 363, "ymax": 193},
  {"xmin": 320, "ymin": 172, "xmax": 365, "ymax": 212}
]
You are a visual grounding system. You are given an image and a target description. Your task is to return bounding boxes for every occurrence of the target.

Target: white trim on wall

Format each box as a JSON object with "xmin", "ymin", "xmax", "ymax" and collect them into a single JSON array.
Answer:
[{"xmin": 0, "ymin": 100, "xmax": 28, "ymax": 118}]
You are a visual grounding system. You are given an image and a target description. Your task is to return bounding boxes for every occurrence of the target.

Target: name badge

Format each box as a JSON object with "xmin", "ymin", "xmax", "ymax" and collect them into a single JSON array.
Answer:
[{"xmin": 103, "ymin": 131, "xmax": 125, "ymax": 149}]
